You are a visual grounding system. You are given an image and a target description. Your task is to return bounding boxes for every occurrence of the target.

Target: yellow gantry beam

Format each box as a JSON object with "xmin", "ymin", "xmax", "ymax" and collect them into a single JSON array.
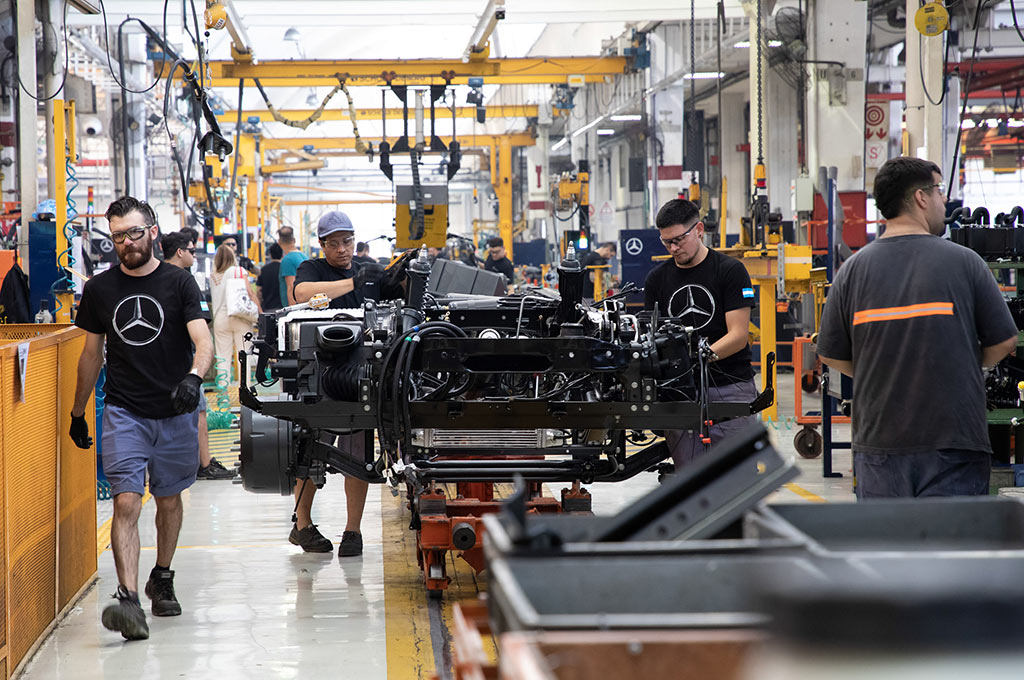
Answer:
[
  {"xmin": 217, "ymin": 105, "xmax": 539, "ymax": 124},
  {"xmin": 261, "ymin": 132, "xmax": 535, "ymax": 151},
  {"xmin": 199, "ymin": 56, "xmax": 628, "ymax": 87}
]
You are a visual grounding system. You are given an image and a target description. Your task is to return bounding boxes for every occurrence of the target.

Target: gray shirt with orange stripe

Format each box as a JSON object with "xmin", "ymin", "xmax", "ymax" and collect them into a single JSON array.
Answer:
[{"xmin": 817, "ymin": 234, "xmax": 1017, "ymax": 455}]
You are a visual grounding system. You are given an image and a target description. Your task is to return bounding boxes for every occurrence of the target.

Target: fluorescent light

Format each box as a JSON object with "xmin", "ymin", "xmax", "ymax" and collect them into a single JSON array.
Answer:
[
  {"xmin": 683, "ymin": 72, "xmax": 725, "ymax": 80},
  {"xmin": 1009, "ymin": 120, "xmax": 1024, "ymax": 128},
  {"xmin": 960, "ymin": 119, "xmax": 976, "ymax": 129},
  {"xmin": 610, "ymin": 114, "xmax": 642, "ymax": 122},
  {"xmin": 596, "ymin": 129, "xmax": 615, "ymax": 135},
  {"xmin": 734, "ymin": 40, "xmax": 783, "ymax": 48},
  {"xmin": 551, "ymin": 137, "xmax": 568, "ymax": 151},
  {"xmin": 571, "ymin": 115, "xmax": 606, "ymax": 138},
  {"xmin": 986, "ymin": 118, "xmax": 999, "ymax": 127}
]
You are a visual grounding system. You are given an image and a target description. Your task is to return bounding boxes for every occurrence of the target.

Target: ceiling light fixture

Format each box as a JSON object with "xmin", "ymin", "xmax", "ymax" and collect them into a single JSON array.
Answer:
[
  {"xmin": 596, "ymin": 129, "xmax": 615, "ymax": 135},
  {"xmin": 551, "ymin": 137, "xmax": 568, "ymax": 151},
  {"xmin": 610, "ymin": 114, "xmax": 643, "ymax": 122},
  {"xmin": 683, "ymin": 72, "xmax": 725, "ymax": 80},
  {"xmin": 571, "ymin": 116, "xmax": 605, "ymax": 138},
  {"xmin": 733, "ymin": 40, "xmax": 782, "ymax": 48}
]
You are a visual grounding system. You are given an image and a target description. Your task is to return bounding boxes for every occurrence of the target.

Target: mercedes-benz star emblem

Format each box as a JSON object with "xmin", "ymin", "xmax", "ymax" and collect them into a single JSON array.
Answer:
[
  {"xmin": 113, "ymin": 295, "xmax": 165, "ymax": 346},
  {"xmin": 625, "ymin": 237, "xmax": 643, "ymax": 256},
  {"xmin": 667, "ymin": 284, "xmax": 715, "ymax": 330}
]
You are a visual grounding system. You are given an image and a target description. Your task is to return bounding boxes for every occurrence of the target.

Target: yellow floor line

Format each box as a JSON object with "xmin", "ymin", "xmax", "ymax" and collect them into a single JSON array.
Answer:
[
  {"xmin": 382, "ymin": 488, "xmax": 436, "ymax": 680},
  {"xmin": 96, "ymin": 489, "xmax": 153, "ymax": 557},
  {"xmin": 783, "ymin": 482, "xmax": 827, "ymax": 503}
]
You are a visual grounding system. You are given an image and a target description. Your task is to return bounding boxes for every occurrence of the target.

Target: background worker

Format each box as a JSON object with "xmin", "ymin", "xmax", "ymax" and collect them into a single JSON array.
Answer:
[
  {"xmin": 644, "ymin": 198, "xmax": 758, "ymax": 466},
  {"xmin": 256, "ymin": 242, "xmax": 284, "ymax": 312},
  {"xmin": 71, "ymin": 196, "xmax": 213, "ymax": 640},
  {"xmin": 817, "ymin": 157, "xmax": 1018, "ymax": 498},
  {"xmin": 161, "ymin": 232, "xmax": 234, "ymax": 481},
  {"xmin": 352, "ymin": 241, "xmax": 375, "ymax": 265},
  {"xmin": 209, "ymin": 245, "xmax": 261, "ymax": 386},
  {"xmin": 278, "ymin": 226, "xmax": 307, "ymax": 306},
  {"xmin": 484, "ymin": 236, "xmax": 514, "ymax": 284}
]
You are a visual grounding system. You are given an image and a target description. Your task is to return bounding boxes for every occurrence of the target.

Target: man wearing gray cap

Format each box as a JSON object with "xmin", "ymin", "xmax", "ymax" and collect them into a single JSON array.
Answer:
[{"xmin": 288, "ymin": 211, "xmax": 376, "ymax": 557}]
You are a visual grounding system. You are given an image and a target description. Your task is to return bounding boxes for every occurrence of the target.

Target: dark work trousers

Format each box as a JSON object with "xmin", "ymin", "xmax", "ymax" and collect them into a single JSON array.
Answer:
[
  {"xmin": 665, "ymin": 379, "xmax": 758, "ymax": 467},
  {"xmin": 853, "ymin": 449, "xmax": 991, "ymax": 499}
]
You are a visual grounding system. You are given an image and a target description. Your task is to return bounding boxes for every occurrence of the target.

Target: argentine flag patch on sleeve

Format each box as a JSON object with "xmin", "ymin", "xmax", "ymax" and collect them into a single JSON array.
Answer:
[
  {"xmin": 742, "ymin": 287, "xmax": 755, "ymax": 298},
  {"xmin": 200, "ymin": 300, "xmax": 210, "ymax": 312}
]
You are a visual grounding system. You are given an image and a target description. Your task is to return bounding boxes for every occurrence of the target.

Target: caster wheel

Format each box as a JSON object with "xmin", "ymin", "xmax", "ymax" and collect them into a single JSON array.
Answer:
[{"xmin": 793, "ymin": 427, "xmax": 823, "ymax": 459}]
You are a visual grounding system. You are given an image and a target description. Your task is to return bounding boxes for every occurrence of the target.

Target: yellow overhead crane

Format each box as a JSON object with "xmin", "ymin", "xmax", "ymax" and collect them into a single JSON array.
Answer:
[
  {"xmin": 216, "ymin": 105, "xmax": 539, "ymax": 125},
  {"xmin": 194, "ymin": 55, "xmax": 628, "ymax": 87}
]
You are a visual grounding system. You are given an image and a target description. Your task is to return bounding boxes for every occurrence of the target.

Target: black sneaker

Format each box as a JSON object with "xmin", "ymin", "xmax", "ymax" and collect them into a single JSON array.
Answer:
[
  {"xmin": 197, "ymin": 457, "xmax": 235, "ymax": 480},
  {"xmin": 338, "ymin": 530, "xmax": 363, "ymax": 557},
  {"xmin": 101, "ymin": 586, "xmax": 149, "ymax": 640},
  {"xmin": 144, "ymin": 569, "xmax": 182, "ymax": 617},
  {"xmin": 289, "ymin": 524, "xmax": 333, "ymax": 553}
]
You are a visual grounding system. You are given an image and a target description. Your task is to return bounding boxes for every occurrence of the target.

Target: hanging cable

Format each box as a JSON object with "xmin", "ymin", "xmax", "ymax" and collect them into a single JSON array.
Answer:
[
  {"xmin": 225, "ymin": 78, "xmax": 244, "ymax": 221},
  {"xmin": 1011, "ymin": 0, "xmax": 1024, "ymax": 43},
  {"xmin": 756, "ymin": 0, "xmax": 764, "ymax": 165},
  {"xmin": 947, "ymin": 0, "xmax": 993, "ymax": 201},
  {"xmin": 50, "ymin": 153, "xmax": 79, "ymax": 314},
  {"xmin": 688, "ymin": 0, "xmax": 696, "ymax": 184},
  {"xmin": 251, "ymin": 76, "xmax": 346, "ymax": 129}
]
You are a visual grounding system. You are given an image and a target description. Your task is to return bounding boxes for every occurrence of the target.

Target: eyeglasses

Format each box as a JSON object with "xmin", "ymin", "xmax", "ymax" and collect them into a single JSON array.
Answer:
[
  {"xmin": 660, "ymin": 221, "xmax": 702, "ymax": 249},
  {"xmin": 322, "ymin": 236, "xmax": 356, "ymax": 250},
  {"xmin": 224, "ymin": 241, "xmax": 237, "ymax": 248},
  {"xmin": 920, "ymin": 182, "xmax": 947, "ymax": 195},
  {"xmin": 186, "ymin": 247, "xmax": 196, "ymax": 254},
  {"xmin": 109, "ymin": 225, "xmax": 150, "ymax": 243}
]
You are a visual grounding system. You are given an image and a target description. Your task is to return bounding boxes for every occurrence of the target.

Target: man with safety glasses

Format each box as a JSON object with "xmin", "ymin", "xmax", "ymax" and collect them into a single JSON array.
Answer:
[
  {"xmin": 818, "ymin": 157, "xmax": 1017, "ymax": 498},
  {"xmin": 287, "ymin": 211, "xmax": 403, "ymax": 559},
  {"xmin": 69, "ymin": 196, "xmax": 214, "ymax": 640},
  {"xmin": 644, "ymin": 198, "xmax": 758, "ymax": 467}
]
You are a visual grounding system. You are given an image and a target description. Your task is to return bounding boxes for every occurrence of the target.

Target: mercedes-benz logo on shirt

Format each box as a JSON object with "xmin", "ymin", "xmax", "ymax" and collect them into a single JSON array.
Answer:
[
  {"xmin": 113, "ymin": 295, "xmax": 165, "ymax": 346},
  {"xmin": 625, "ymin": 238, "xmax": 643, "ymax": 256},
  {"xmin": 667, "ymin": 284, "xmax": 715, "ymax": 330}
]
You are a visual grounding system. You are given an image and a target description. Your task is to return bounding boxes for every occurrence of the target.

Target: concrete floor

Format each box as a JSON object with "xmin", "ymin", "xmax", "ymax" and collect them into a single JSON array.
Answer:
[{"xmin": 22, "ymin": 370, "xmax": 852, "ymax": 679}]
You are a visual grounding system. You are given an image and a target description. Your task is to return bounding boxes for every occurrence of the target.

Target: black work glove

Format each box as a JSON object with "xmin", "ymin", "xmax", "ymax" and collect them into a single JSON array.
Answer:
[
  {"xmin": 354, "ymin": 263, "xmax": 385, "ymax": 289},
  {"xmin": 355, "ymin": 263, "xmax": 406, "ymax": 301},
  {"xmin": 69, "ymin": 411, "xmax": 93, "ymax": 449},
  {"xmin": 381, "ymin": 250, "xmax": 416, "ymax": 299},
  {"xmin": 170, "ymin": 373, "xmax": 203, "ymax": 415}
]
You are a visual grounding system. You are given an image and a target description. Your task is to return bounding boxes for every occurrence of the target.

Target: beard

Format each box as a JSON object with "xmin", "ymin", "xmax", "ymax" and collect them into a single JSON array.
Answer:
[{"xmin": 119, "ymin": 237, "xmax": 154, "ymax": 270}]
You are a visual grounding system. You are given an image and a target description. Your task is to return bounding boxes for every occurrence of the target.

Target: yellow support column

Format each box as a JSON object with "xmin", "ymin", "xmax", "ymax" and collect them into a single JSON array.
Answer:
[
  {"xmin": 497, "ymin": 135, "xmax": 513, "ymax": 260},
  {"xmin": 53, "ymin": 99, "xmax": 72, "ymax": 322},
  {"xmin": 755, "ymin": 276, "xmax": 777, "ymax": 422}
]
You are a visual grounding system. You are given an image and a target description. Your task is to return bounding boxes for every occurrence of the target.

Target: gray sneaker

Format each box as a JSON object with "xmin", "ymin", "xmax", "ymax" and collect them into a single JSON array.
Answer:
[{"xmin": 101, "ymin": 586, "xmax": 149, "ymax": 640}]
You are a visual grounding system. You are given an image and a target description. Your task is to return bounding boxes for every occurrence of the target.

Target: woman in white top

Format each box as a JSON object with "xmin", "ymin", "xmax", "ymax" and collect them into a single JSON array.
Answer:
[{"xmin": 210, "ymin": 244, "xmax": 261, "ymax": 386}]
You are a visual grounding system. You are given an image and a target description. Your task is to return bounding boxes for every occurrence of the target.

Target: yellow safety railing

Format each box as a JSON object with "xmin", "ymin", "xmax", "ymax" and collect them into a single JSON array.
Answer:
[{"xmin": 0, "ymin": 324, "xmax": 97, "ymax": 676}]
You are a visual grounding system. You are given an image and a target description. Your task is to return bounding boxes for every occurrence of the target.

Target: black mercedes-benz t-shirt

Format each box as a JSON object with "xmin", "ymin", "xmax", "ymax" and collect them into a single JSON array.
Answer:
[
  {"xmin": 485, "ymin": 256, "xmax": 515, "ymax": 283},
  {"xmin": 75, "ymin": 261, "xmax": 206, "ymax": 419},
  {"xmin": 817, "ymin": 234, "xmax": 1017, "ymax": 455},
  {"xmin": 294, "ymin": 258, "xmax": 365, "ymax": 309},
  {"xmin": 644, "ymin": 248, "xmax": 757, "ymax": 386}
]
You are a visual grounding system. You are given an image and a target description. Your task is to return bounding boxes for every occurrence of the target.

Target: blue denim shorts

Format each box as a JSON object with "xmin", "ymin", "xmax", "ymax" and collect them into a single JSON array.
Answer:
[
  {"xmin": 101, "ymin": 404, "xmax": 200, "ymax": 497},
  {"xmin": 199, "ymin": 391, "xmax": 208, "ymax": 413}
]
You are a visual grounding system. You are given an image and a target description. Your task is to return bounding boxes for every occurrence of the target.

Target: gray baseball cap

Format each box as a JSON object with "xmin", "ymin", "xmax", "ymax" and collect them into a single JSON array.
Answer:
[{"xmin": 317, "ymin": 211, "xmax": 355, "ymax": 239}]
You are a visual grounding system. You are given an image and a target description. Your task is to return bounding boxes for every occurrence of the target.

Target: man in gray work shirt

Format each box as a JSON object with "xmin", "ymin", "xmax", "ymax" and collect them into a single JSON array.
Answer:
[{"xmin": 817, "ymin": 157, "xmax": 1018, "ymax": 498}]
